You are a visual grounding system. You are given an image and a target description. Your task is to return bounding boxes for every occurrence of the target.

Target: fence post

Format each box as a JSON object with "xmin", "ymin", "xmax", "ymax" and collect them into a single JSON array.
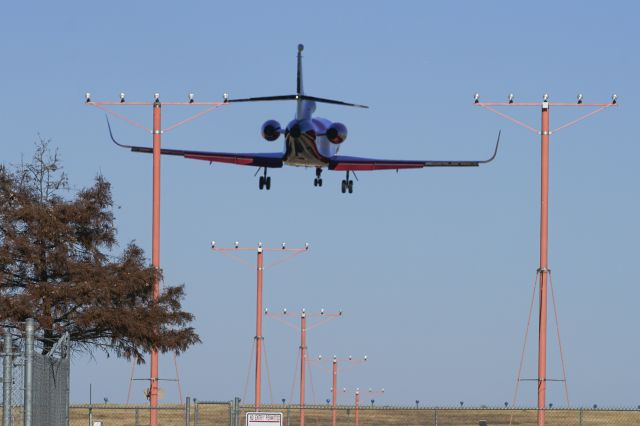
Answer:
[
  {"xmin": 579, "ymin": 408, "xmax": 583, "ymax": 426},
  {"xmin": 135, "ymin": 407, "xmax": 140, "ymax": 426},
  {"xmin": 434, "ymin": 408, "xmax": 438, "ymax": 426},
  {"xmin": 185, "ymin": 396, "xmax": 190, "ymax": 426},
  {"xmin": 23, "ymin": 318, "xmax": 35, "ymax": 426},
  {"xmin": 3, "ymin": 329, "xmax": 12, "ymax": 426},
  {"xmin": 193, "ymin": 399, "xmax": 198, "ymax": 426}
]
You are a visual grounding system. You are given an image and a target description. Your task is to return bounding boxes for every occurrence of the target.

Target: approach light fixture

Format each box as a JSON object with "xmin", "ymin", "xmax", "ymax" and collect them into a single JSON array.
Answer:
[
  {"xmin": 305, "ymin": 242, "xmax": 310, "ymax": 250},
  {"xmin": 235, "ymin": 241, "xmax": 239, "ymax": 249},
  {"xmin": 577, "ymin": 93, "xmax": 583, "ymax": 104},
  {"xmin": 320, "ymin": 308, "xmax": 324, "ymax": 315},
  {"xmin": 318, "ymin": 355, "xmax": 322, "ymax": 360},
  {"xmin": 302, "ymin": 308, "xmax": 306, "ymax": 314},
  {"xmin": 349, "ymin": 355, "xmax": 352, "ymax": 360},
  {"xmin": 364, "ymin": 355, "xmax": 368, "ymax": 361},
  {"xmin": 543, "ymin": 93, "xmax": 549, "ymax": 102},
  {"xmin": 223, "ymin": 92, "xmax": 229, "ymax": 102},
  {"xmin": 120, "ymin": 93, "xmax": 126, "ymax": 103},
  {"xmin": 211, "ymin": 241, "xmax": 216, "ymax": 248},
  {"xmin": 283, "ymin": 308, "xmax": 287, "ymax": 315},
  {"xmin": 612, "ymin": 94, "xmax": 617, "ymax": 104},
  {"xmin": 189, "ymin": 93, "xmax": 194, "ymax": 103},
  {"xmin": 85, "ymin": 92, "xmax": 91, "ymax": 103},
  {"xmin": 508, "ymin": 93, "xmax": 514, "ymax": 104},
  {"xmin": 258, "ymin": 241, "xmax": 263, "ymax": 248},
  {"xmin": 474, "ymin": 93, "xmax": 480, "ymax": 103},
  {"xmin": 338, "ymin": 310, "xmax": 342, "ymax": 316},
  {"xmin": 282, "ymin": 242, "xmax": 286, "ymax": 250},
  {"xmin": 154, "ymin": 93, "xmax": 160, "ymax": 102}
]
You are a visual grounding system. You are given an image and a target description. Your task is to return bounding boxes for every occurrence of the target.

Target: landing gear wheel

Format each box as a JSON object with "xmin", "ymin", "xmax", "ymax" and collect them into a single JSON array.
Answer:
[
  {"xmin": 259, "ymin": 176, "xmax": 265, "ymax": 190},
  {"xmin": 348, "ymin": 180, "xmax": 353, "ymax": 193},
  {"xmin": 341, "ymin": 180, "xmax": 347, "ymax": 193},
  {"xmin": 265, "ymin": 176, "xmax": 271, "ymax": 190},
  {"xmin": 318, "ymin": 178, "xmax": 323, "ymax": 187},
  {"xmin": 314, "ymin": 178, "xmax": 318, "ymax": 187}
]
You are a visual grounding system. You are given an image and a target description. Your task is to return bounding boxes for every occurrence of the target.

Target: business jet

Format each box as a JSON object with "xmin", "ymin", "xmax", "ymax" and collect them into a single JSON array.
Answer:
[{"xmin": 108, "ymin": 44, "xmax": 499, "ymax": 194}]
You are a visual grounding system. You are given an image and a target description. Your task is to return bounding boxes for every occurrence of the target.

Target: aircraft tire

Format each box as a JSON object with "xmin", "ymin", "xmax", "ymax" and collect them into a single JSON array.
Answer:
[
  {"xmin": 259, "ymin": 176, "xmax": 264, "ymax": 190},
  {"xmin": 266, "ymin": 176, "xmax": 271, "ymax": 190},
  {"xmin": 341, "ymin": 180, "xmax": 346, "ymax": 193},
  {"xmin": 314, "ymin": 178, "xmax": 318, "ymax": 187},
  {"xmin": 348, "ymin": 180, "xmax": 353, "ymax": 193},
  {"xmin": 318, "ymin": 178, "xmax": 323, "ymax": 187}
]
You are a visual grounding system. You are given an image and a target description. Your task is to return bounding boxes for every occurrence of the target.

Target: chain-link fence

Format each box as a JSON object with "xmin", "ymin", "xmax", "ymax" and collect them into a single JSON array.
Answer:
[
  {"xmin": 1, "ymin": 319, "xmax": 70, "ymax": 426},
  {"xmin": 167, "ymin": 402, "xmax": 640, "ymax": 426},
  {"xmin": 29, "ymin": 398, "xmax": 640, "ymax": 425}
]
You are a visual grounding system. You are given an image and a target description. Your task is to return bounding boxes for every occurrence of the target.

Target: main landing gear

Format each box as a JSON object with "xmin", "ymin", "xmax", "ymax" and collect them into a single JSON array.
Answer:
[
  {"xmin": 341, "ymin": 170, "xmax": 354, "ymax": 194},
  {"xmin": 258, "ymin": 168, "xmax": 271, "ymax": 190},
  {"xmin": 313, "ymin": 167, "xmax": 323, "ymax": 187}
]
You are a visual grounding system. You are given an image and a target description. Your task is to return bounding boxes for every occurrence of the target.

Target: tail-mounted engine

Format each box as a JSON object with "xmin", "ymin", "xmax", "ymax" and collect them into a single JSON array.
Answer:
[
  {"xmin": 261, "ymin": 120, "xmax": 282, "ymax": 141},
  {"xmin": 326, "ymin": 122, "xmax": 348, "ymax": 144}
]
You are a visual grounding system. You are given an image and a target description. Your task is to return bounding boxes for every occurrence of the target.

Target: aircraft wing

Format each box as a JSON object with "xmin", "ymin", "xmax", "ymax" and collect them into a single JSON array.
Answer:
[
  {"xmin": 328, "ymin": 131, "xmax": 500, "ymax": 171},
  {"xmin": 129, "ymin": 146, "xmax": 284, "ymax": 168},
  {"xmin": 106, "ymin": 117, "xmax": 284, "ymax": 167}
]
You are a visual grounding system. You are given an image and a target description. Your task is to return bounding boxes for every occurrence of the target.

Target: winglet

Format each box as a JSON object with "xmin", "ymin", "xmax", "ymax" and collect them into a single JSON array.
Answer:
[
  {"xmin": 478, "ymin": 130, "xmax": 501, "ymax": 164},
  {"xmin": 105, "ymin": 115, "xmax": 133, "ymax": 149}
]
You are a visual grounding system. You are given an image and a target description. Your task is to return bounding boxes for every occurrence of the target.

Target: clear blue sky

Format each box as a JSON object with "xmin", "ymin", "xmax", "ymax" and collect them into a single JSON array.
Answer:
[{"xmin": 2, "ymin": 1, "xmax": 638, "ymax": 408}]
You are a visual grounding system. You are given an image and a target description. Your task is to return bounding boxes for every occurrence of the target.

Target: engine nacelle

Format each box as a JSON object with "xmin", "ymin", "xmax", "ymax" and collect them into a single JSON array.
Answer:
[
  {"xmin": 261, "ymin": 120, "xmax": 282, "ymax": 141},
  {"xmin": 326, "ymin": 122, "xmax": 348, "ymax": 144}
]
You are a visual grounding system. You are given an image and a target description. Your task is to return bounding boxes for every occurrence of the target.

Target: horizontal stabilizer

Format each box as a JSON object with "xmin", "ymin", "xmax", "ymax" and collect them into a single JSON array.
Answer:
[{"xmin": 226, "ymin": 94, "xmax": 368, "ymax": 109}]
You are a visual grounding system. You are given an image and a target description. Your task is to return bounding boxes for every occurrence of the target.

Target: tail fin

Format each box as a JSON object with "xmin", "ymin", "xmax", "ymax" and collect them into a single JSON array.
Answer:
[
  {"xmin": 297, "ymin": 43, "xmax": 304, "ymax": 95},
  {"xmin": 224, "ymin": 44, "xmax": 368, "ymax": 109}
]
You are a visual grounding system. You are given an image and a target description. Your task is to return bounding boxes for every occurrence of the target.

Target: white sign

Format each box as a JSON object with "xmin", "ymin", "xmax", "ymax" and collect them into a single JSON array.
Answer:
[{"xmin": 246, "ymin": 412, "xmax": 283, "ymax": 426}]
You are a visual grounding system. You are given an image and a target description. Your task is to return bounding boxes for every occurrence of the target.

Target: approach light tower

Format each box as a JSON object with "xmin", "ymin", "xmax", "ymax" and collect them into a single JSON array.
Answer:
[
  {"xmin": 211, "ymin": 241, "xmax": 309, "ymax": 411},
  {"xmin": 475, "ymin": 93, "xmax": 617, "ymax": 426},
  {"xmin": 313, "ymin": 354, "xmax": 368, "ymax": 426},
  {"xmin": 86, "ymin": 93, "xmax": 227, "ymax": 426},
  {"xmin": 265, "ymin": 308, "xmax": 342, "ymax": 426}
]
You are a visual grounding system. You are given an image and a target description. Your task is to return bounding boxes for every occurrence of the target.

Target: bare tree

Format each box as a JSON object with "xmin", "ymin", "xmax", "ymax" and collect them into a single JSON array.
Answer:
[{"xmin": 0, "ymin": 138, "xmax": 199, "ymax": 360}]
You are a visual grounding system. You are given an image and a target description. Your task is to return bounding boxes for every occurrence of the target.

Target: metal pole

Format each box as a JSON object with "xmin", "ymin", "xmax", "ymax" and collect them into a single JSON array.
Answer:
[
  {"xmin": 537, "ymin": 101, "xmax": 550, "ymax": 426},
  {"xmin": 354, "ymin": 389, "xmax": 359, "ymax": 426},
  {"xmin": 332, "ymin": 358, "xmax": 337, "ymax": 426},
  {"xmin": 185, "ymin": 396, "xmax": 190, "ymax": 426},
  {"xmin": 135, "ymin": 408, "xmax": 140, "ymax": 426},
  {"xmin": 3, "ymin": 329, "xmax": 12, "ymax": 426},
  {"xmin": 150, "ymin": 99, "xmax": 162, "ymax": 426},
  {"xmin": 300, "ymin": 312, "xmax": 306, "ymax": 426},
  {"xmin": 89, "ymin": 384, "xmax": 92, "ymax": 426},
  {"xmin": 23, "ymin": 319, "xmax": 34, "ymax": 426},
  {"xmin": 194, "ymin": 399, "xmax": 199, "ymax": 426},
  {"xmin": 255, "ymin": 248, "xmax": 264, "ymax": 411}
]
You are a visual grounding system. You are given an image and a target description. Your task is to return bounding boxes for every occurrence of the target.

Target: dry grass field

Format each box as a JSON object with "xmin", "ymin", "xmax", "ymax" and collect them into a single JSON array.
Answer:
[{"xmin": 63, "ymin": 404, "xmax": 640, "ymax": 425}]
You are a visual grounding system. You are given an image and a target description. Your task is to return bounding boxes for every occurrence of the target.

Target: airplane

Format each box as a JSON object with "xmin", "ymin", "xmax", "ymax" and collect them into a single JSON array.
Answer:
[{"xmin": 107, "ymin": 44, "xmax": 500, "ymax": 194}]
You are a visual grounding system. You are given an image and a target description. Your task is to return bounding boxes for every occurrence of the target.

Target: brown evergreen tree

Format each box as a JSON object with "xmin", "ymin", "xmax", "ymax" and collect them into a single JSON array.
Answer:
[{"xmin": 0, "ymin": 138, "xmax": 199, "ymax": 360}]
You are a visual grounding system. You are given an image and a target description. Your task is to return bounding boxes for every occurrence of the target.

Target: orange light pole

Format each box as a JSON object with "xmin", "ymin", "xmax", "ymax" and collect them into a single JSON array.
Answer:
[
  {"xmin": 255, "ymin": 247, "xmax": 264, "ymax": 411},
  {"xmin": 265, "ymin": 308, "xmax": 342, "ymax": 425},
  {"xmin": 475, "ymin": 93, "xmax": 617, "ymax": 426},
  {"xmin": 86, "ymin": 94, "xmax": 226, "ymax": 426},
  {"xmin": 300, "ymin": 311, "xmax": 306, "ymax": 426},
  {"xmin": 212, "ymin": 242, "xmax": 310, "ymax": 411},
  {"xmin": 149, "ymin": 99, "xmax": 161, "ymax": 426}
]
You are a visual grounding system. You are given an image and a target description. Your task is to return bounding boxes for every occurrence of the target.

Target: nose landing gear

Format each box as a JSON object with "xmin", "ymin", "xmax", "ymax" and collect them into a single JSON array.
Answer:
[
  {"xmin": 258, "ymin": 168, "xmax": 271, "ymax": 190},
  {"xmin": 313, "ymin": 167, "xmax": 323, "ymax": 187}
]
